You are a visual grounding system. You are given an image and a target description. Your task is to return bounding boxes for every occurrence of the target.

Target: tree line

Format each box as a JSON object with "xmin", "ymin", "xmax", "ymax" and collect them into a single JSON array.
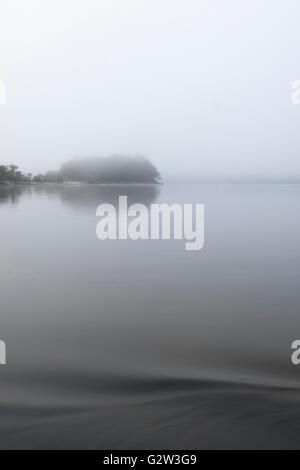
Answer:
[
  {"xmin": 28, "ymin": 155, "xmax": 161, "ymax": 184},
  {"xmin": 1, "ymin": 155, "xmax": 161, "ymax": 185},
  {"xmin": 0, "ymin": 165, "xmax": 32, "ymax": 183}
]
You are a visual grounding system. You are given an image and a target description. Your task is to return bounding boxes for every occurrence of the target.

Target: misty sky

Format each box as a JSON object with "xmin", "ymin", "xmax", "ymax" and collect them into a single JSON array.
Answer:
[{"xmin": 0, "ymin": 0, "xmax": 300, "ymax": 179}]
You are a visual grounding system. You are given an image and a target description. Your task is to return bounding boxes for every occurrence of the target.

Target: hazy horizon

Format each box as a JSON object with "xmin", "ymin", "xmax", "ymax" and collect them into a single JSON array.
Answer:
[{"xmin": 1, "ymin": 0, "xmax": 300, "ymax": 180}]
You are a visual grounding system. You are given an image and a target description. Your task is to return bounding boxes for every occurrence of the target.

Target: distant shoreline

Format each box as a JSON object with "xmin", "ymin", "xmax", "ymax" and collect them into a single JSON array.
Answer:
[
  {"xmin": 1, "ymin": 180, "xmax": 299, "ymax": 187},
  {"xmin": 0, "ymin": 181, "xmax": 162, "ymax": 187}
]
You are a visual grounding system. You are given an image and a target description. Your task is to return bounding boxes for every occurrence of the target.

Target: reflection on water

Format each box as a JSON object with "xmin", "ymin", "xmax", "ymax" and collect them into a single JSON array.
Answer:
[
  {"xmin": 33, "ymin": 183, "xmax": 160, "ymax": 209},
  {"xmin": 0, "ymin": 183, "xmax": 300, "ymax": 449},
  {"xmin": 0, "ymin": 185, "xmax": 31, "ymax": 206},
  {"xmin": 0, "ymin": 183, "xmax": 160, "ymax": 208}
]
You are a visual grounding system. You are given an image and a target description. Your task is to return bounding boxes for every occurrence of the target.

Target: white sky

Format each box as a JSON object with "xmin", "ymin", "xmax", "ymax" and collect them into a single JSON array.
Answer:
[{"xmin": 0, "ymin": 0, "xmax": 300, "ymax": 179}]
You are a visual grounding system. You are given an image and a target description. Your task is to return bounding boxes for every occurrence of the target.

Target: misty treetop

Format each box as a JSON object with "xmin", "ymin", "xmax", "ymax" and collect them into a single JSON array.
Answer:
[{"xmin": 36, "ymin": 155, "xmax": 161, "ymax": 184}]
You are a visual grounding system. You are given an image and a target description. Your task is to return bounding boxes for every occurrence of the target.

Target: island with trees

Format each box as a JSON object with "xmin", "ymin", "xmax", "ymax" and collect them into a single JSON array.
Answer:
[{"xmin": 0, "ymin": 155, "xmax": 161, "ymax": 185}]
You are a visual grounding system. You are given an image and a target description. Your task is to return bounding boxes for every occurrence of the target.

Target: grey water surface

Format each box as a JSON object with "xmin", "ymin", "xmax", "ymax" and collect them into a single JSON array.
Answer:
[{"xmin": 0, "ymin": 183, "xmax": 300, "ymax": 449}]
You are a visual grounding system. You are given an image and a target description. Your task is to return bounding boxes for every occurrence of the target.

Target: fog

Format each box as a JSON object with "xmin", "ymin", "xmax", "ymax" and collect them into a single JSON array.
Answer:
[{"xmin": 0, "ymin": 0, "xmax": 300, "ymax": 180}]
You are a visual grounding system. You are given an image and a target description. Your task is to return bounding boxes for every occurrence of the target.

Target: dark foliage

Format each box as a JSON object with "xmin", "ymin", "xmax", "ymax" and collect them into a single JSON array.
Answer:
[{"xmin": 0, "ymin": 164, "xmax": 32, "ymax": 183}]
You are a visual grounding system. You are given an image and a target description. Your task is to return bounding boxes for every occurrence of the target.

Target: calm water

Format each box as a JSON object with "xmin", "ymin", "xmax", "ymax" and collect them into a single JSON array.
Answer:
[{"xmin": 0, "ymin": 183, "xmax": 300, "ymax": 449}]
